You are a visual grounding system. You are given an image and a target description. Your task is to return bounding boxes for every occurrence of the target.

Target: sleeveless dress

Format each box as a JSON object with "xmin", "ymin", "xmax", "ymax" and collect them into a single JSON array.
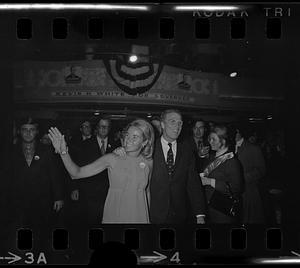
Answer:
[{"xmin": 102, "ymin": 155, "xmax": 151, "ymax": 224}]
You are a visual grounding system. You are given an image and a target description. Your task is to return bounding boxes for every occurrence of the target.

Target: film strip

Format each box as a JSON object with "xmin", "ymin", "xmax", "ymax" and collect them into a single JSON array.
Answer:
[
  {"xmin": 0, "ymin": 2, "xmax": 298, "ymax": 265},
  {"xmin": 5, "ymin": 226, "xmax": 289, "ymax": 264}
]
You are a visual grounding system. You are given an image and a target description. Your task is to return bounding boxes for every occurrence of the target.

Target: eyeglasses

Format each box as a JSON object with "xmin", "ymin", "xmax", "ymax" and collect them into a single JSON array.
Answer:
[{"xmin": 98, "ymin": 125, "xmax": 109, "ymax": 129}]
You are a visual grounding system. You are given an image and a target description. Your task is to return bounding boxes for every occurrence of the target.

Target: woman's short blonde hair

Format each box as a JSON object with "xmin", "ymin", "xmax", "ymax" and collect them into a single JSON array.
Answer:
[{"xmin": 125, "ymin": 118, "xmax": 155, "ymax": 160}]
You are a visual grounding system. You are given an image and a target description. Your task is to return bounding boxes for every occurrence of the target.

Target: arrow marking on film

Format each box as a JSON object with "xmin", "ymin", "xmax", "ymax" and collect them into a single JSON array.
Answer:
[
  {"xmin": 0, "ymin": 252, "xmax": 22, "ymax": 264},
  {"xmin": 139, "ymin": 251, "xmax": 167, "ymax": 263}
]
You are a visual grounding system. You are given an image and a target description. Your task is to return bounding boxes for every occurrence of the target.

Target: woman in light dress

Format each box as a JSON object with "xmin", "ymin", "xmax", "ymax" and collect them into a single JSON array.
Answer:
[{"xmin": 48, "ymin": 119, "xmax": 154, "ymax": 224}]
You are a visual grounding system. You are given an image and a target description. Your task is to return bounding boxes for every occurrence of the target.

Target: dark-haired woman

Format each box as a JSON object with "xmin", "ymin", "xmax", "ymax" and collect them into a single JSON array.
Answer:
[{"xmin": 200, "ymin": 125, "xmax": 244, "ymax": 223}]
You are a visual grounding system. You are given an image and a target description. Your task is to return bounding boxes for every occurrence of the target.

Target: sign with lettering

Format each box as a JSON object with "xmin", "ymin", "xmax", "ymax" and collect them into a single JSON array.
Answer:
[{"xmin": 13, "ymin": 60, "xmax": 221, "ymax": 108}]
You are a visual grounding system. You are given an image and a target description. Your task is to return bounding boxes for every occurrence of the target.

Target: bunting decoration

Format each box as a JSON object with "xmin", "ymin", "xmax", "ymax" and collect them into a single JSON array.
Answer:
[{"xmin": 104, "ymin": 56, "xmax": 163, "ymax": 95}]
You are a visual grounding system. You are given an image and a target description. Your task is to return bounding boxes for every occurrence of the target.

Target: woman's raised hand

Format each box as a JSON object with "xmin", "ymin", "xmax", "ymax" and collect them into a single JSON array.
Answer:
[{"xmin": 48, "ymin": 127, "xmax": 67, "ymax": 154}]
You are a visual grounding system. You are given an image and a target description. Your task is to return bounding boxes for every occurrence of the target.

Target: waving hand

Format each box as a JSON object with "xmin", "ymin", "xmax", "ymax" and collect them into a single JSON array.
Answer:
[{"xmin": 48, "ymin": 127, "xmax": 68, "ymax": 154}]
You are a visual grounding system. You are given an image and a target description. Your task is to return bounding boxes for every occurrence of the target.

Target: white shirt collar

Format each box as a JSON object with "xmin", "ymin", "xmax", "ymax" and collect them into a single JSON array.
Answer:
[
  {"xmin": 161, "ymin": 135, "xmax": 176, "ymax": 146},
  {"xmin": 97, "ymin": 136, "xmax": 108, "ymax": 148},
  {"xmin": 97, "ymin": 136, "xmax": 108, "ymax": 142}
]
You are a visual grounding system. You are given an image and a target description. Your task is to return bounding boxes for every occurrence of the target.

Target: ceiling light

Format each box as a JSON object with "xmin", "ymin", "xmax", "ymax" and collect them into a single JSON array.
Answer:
[
  {"xmin": 230, "ymin": 72, "xmax": 238, "ymax": 77},
  {"xmin": 129, "ymin": 55, "xmax": 138, "ymax": 63}
]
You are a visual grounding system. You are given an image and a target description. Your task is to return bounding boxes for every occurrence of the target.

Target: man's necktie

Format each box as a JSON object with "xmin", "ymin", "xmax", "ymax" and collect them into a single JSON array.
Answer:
[
  {"xmin": 167, "ymin": 142, "xmax": 174, "ymax": 175},
  {"xmin": 100, "ymin": 139, "xmax": 105, "ymax": 155}
]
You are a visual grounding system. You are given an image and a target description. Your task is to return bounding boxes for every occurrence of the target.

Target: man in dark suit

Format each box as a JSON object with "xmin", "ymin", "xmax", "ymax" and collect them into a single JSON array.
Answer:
[
  {"xmin": 68, "ymin": 120, "xmax": 93, "ymax": 203},
  {"xmin": 150, "ymin": 110, "xmax": 206, "ymax": 224},
  {"xmin": 70, "ymin": 116, "xmax": 121, "ymax": 227},
  {"xmin": 71, "ymin": 120, "xmax": 93, "ymax": 146},
  {"xmin": 12, "ymin": 117, "xmax": 64, "ymax": 250},
  {"xmin": 186, "ymin": 119, "xmax": 211, "ymax": 173}
]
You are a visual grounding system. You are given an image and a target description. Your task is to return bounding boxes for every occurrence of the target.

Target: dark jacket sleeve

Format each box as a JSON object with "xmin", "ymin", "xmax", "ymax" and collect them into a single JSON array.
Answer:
[
  {"xmin": 244, "ymin": 146, "xmax": 266, "ymax": 184},
  {"xmin": 187, "ymin": 151, "xmax": 207, "ymax": 216},
  {"xmin": 47, "ymin": 150, "xmax": 64, "ymax": 201},
  {"xmin": 215, "ymin": 158, "xmax": 244, "ymax": 196}
]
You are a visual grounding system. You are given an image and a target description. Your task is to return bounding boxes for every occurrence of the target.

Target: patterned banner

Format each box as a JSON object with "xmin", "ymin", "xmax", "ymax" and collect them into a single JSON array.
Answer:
[{"xmin": 103, "ymin": 56, "xmax": 164, "ymax": 95}]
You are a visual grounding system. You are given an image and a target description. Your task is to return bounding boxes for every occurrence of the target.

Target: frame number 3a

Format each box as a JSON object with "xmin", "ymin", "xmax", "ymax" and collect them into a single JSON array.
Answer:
[{"xmin": 24, "ymin": 252, "xmax": 47, "ymax": 264}]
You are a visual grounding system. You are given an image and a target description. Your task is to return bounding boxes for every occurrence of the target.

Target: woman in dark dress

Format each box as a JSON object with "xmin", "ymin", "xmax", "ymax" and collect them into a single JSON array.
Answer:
[{"xmin": 200, "ymin": 125, "xmax": 244, "ymax": 223}]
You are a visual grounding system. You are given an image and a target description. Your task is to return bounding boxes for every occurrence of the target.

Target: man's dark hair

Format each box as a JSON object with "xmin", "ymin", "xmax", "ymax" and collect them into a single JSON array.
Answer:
[
  {"xmin": 191, "ymin": 118, "xmax": 206, "ymax": 129},
  {"xmin": 151, "ymin": 115, "xmax": 161, "ymax": 122},
  {"xmin": 17, "ymin": 117, "xmax": 39, "ymax": 129},
  {"xmin": 80, "ymin": 119, "xmax": 91, "ymax": 127},
  {"xmin": 96, "ymin": 116, "xmax": 111, "ymax": 128},
  {"xmin": 235, "ymin": 122, "xmax": 253, "ymax": 139}
]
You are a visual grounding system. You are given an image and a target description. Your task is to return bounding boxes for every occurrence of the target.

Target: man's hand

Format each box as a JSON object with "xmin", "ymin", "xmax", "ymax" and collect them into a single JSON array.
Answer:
[
  {"xmin": 113, "ymin": 147, "xmax": 126, "ymax": 157},
  {"xmin": 198, "ymin": 146, "xmax": 210, "ymax": 158},
  {"xmin": 196, "ymin": 216, "xmax": 205, "ymax": 224},
  {"xmin": 71, "ymin": 190, "xmax": 79, "ymax": 201},
  {"xmin": 53, "ymin": 200, "xmax": 64, "ymax": 212}
]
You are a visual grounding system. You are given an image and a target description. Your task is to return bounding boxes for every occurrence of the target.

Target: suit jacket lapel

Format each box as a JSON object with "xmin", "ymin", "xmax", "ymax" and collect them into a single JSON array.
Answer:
[
  {"xmin": 15, "ymin": 144, "xmax": 28, "ymax": 169},
  {"xmin": 93, "ymin": 137, "xmax": 102, "ymax": 156},
  {"xmin": 29, "ymin": 142, "xmax": 43, "ymax": 169},
  {"xmin": 173, "ymin": 141, "xmax": 183, "ymax": 175}
]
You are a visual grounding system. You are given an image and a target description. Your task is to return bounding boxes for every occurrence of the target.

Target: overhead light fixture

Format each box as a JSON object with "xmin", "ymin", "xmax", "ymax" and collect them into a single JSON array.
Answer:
[
  {"xmin": 230, "ymin": 72, "xmax": 238, "ymax": 77},
  {"xmin": 129, "ymin": 55, "xmax": 138, "ymax": 63},
  {"xmin": 0, "ymin": 4, "xmax": 150, "ymax": 10},
  {"xmin": 130, "ymin": 45, "xmax": 150, "ymax": 63},
  {"xmin": 249, "ymin": 117, "xmax": 263, "ymax": 122},
  {"xmin": 267, "ymin": 115, "xmax": 273, "ymax": 120},
  {"xmin": 174, "ymin": 5, "xmax": 239, "ymax": 11}
]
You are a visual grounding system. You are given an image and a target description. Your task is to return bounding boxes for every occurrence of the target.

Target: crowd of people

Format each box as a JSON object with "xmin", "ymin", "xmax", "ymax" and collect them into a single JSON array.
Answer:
[{"xmin": 5, "ymin": 109, "xmax": 286, "ymax": 259}]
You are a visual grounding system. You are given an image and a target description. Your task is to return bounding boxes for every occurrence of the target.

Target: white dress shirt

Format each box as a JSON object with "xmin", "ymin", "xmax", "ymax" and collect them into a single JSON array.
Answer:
[
  {"xmin": 161, "ymin": 136, "xmax": 177, "ymax": 162},
  {"xmin": 97, "ymin": 136, "xmax": 108, "ymax": 152}
]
